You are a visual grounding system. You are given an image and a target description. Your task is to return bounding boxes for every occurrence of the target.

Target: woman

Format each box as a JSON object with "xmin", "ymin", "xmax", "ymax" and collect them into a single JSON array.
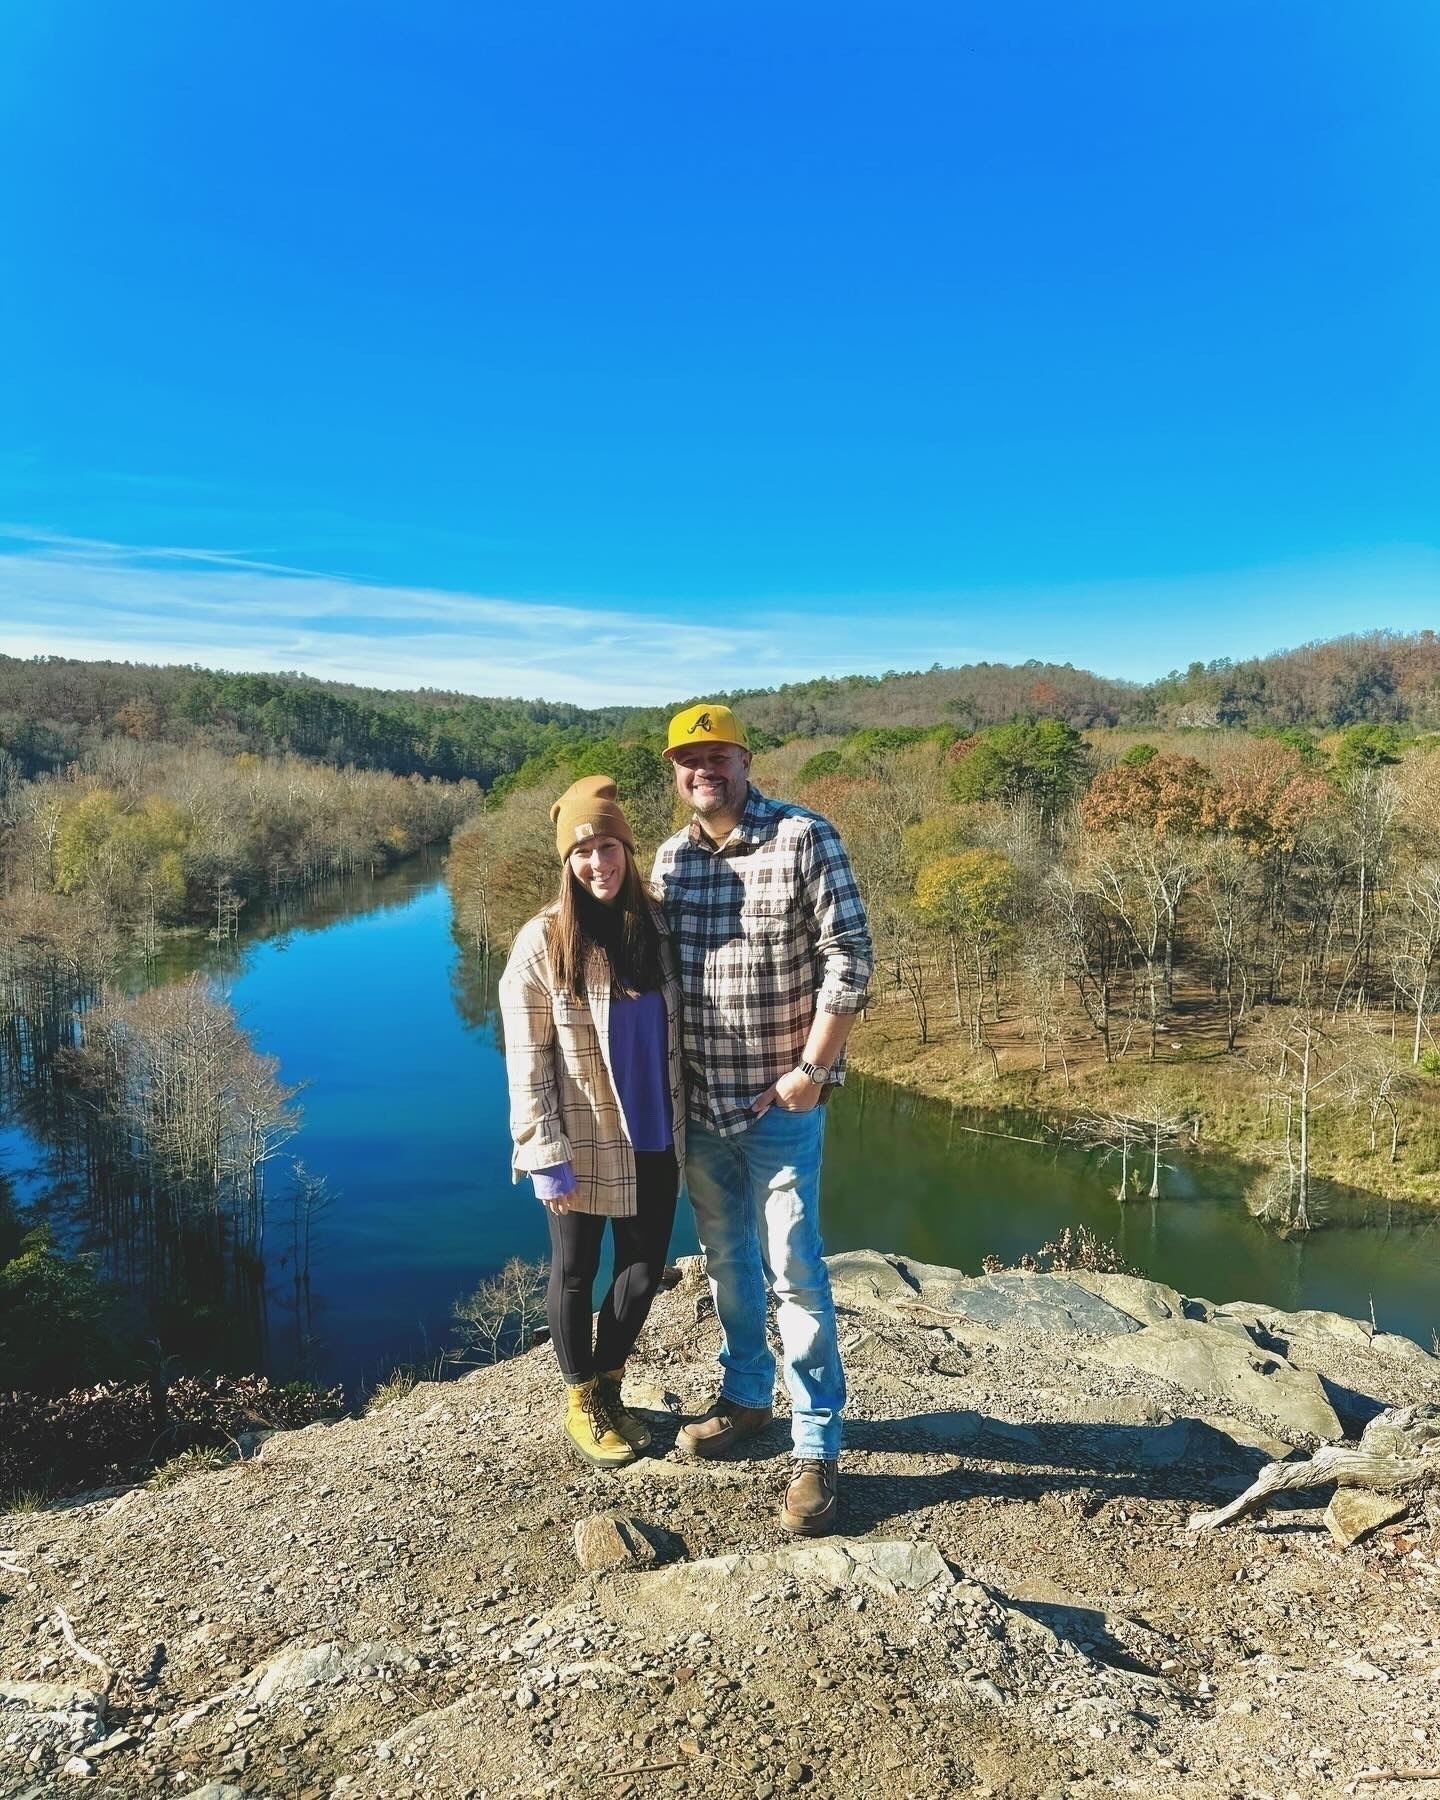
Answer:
[{"xmin": 498, "ymin": 774, "xmax": 685, "ymax": 1468}]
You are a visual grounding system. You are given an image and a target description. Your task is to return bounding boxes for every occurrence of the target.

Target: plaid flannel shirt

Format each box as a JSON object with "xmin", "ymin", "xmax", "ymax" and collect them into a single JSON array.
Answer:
[
  {"xmin": 651, "ymin": 787, "xmax": 872, "ymax": 1136},
  {"xmin": 497, "ymin": 905, "xmax": 686, "ymax": 1218}
]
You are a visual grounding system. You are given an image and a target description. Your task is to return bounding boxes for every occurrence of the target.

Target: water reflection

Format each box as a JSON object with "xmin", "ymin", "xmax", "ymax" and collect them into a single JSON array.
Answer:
[{"xmin": 824, "ymin": 1077, "xmax": 1440, "ymax": 1343}]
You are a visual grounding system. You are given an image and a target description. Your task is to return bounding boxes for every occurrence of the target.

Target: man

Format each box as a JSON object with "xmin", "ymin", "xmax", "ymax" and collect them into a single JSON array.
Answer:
[{"xmin": 652, "ymin": 702, "xmax": 872, "ymax": 1535}]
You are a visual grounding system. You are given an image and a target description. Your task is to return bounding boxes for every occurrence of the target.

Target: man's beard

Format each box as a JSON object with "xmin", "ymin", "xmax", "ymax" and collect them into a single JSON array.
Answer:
[{"xmin": 691, "ymin": 777, "xmax": 740, "ymax": 816}]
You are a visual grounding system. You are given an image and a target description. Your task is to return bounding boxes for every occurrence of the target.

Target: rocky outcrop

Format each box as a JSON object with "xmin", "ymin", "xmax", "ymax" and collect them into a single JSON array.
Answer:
[
  {"xmin": 830, "ymin": 1250, "xmax": 1358, "ymax": 1444},
  {"xmin": 2, "ymin": 1255, "xmax": 1439, "ymax": 1799}
]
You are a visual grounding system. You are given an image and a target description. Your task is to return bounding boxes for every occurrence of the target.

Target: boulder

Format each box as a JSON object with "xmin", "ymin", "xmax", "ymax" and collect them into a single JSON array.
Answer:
[
  {"xmin": 0, "ymin": 1681, "xmax": 104, "ymax": 1716},
  {"xmin": 1324, "ymin": 1488, "xmax": 1408, "ymax": 1548},
  {"xmin": 672, "ymin": 1254, "xmax": 708, "ymax": 1293},
  {"xmin": 1195, "ymin": 1413, "xmax": 1296, "ymax": 1463},
  {"xmin": 1215, "ymin": 1299, "xmax": 1374, "ymax": 1349},
  {"xmin": 1083, "ymin": 1319, "xmax": 1343, "ymax": 1443},
  {"xmin": 826, "ymin": 1249, "xmax": 920, "ymax": 1311},
  {"xmin": 1371, "ymin": 1332, "xmax": 1440, "ymax": 1367},
  {"xmin": 1359, "ymin": 1403, "xmax": 1440, "ymax": 1458},
  {"xmin": 572, "ymin": 1513, "xmax": 660, "ymax": 1573},
  {"xmin": 899, "ymin": 1270, "xmax": 1143, "ymax": 1338},
  {"xmin": 912, "ymin": 1410, "xmax": 1045, "ymax": 1458},
  {"xmin": 1065, "ymin": 1272, "xmax": 1186, "ymax": 1326}
]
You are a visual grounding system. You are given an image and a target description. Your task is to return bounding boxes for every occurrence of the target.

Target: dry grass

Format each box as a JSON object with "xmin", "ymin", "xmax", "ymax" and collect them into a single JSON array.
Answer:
[
  {"xmin": 147, "ymin": 1444, "xmax": 237, "ymax": 1489},
  {"xmin": 848, "ymin": 982, "xmax": 1440, "ymax": 1208}
]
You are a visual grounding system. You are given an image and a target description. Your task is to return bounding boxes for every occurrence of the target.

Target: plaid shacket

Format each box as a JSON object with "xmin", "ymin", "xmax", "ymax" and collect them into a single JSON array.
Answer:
[
  {"xmin": 497, "ymin": 905, "xmax": 686, "ymax": 1218},
  {"xmin": 651, "ymin": 787, "xmax": 872, "ymax": 1136}
]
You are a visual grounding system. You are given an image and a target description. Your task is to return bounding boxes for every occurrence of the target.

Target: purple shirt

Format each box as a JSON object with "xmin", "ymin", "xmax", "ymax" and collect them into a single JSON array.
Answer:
[{"xmin": 607, "ymin": 988, "xmax": 672, "ymax": 1153}]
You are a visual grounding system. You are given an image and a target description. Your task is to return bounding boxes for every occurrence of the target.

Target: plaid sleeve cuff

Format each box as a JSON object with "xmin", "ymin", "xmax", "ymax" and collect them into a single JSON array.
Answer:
[{"xmin": 818, "ymin": 980, "xmax": 870, "ymax": 1015}]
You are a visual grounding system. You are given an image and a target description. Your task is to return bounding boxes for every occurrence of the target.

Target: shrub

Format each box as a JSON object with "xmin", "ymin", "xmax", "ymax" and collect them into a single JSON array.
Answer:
[
  {"xmin": 0, "ymin": 1373, "xmax": 344, "ymax": 1496},
  {"xmin": 364, "ymin": 1368, "xmax": 419, "ymax": 1414},
  {"xmin": 981, "ymin": 1227, "xmax": 1136, "ymax": 1276},
  {"xmin": 798, "ymin": 749, "xmax": 844, "ymax": 784}
]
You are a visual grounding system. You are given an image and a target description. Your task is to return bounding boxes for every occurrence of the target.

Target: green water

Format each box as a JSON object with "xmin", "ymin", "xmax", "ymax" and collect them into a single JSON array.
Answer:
[{"xmin": 2, "ymin": 860, "xmax": 1436, "ymax": 1390}]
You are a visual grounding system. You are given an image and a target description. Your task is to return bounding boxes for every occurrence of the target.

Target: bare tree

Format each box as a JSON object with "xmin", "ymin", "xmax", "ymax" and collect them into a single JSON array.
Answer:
[
  {"xmin": 450, "ymin": 1257, "xmax": 549, "ymax": 1366},
  {"xmin": 1045, "ymin": 865, "xmax": 1123, "ymax": 1062},
  {"xmin": 1245, "ymin": 1002, "xmax": 1365, "ymax": 1232},
  {"xmin": 1125, "ymin": 1085, "xmax": 1193, "ymax": 1198},
  {"xmin": 1080, "ymin": 826, "xmax": 1199, "ymax": 1060},
  {"xmin": 1392, "ymin": 860, "xmax": 1440, "ymax": 1065},
  {"xmin": 1071, "ymin": 1107, "xmax": 1151, "ymax": 1201}
]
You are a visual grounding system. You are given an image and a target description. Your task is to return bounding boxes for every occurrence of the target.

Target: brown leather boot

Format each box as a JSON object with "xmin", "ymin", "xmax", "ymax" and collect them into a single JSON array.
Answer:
[
  {"xmin": 780, "ymin": 1458, "xmax": 839, "ymax": 1536},
  {"xmin": 675, "ymin": 1398, "xmax": 773, "ymax": 1459}
]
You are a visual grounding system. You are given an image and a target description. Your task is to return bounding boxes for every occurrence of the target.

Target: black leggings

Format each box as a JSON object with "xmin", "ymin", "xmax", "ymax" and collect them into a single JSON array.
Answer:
[{"xmin": 546, "ymin": 1149, "xmax": 679, "ymax": 1382}]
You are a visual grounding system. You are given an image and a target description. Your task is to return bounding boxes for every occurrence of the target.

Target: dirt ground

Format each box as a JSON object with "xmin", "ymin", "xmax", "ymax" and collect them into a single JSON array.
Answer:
[{"xmin": 4, "ymin": 1258, "xmax": 1440, "ymax": 1800}]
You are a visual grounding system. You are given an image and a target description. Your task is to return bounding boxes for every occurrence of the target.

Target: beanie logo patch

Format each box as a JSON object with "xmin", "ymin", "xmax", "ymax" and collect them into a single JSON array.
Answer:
[
  {"xmin": 688, "ymin": 711, "xmax": 713, "ymax": 735},
  {"xmin": 573, "ymin": 822, "xmax": 595, "ymax": 842}
]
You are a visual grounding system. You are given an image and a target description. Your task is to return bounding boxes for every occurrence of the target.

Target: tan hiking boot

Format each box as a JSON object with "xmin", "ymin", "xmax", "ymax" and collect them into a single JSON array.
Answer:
[
  {"xmin": 780, "ymin": 1458, "xmax": 839, "ymax": 1536},
  {"xmin": 564, "ymin": 1379, "xmax": 636, "ymax": 1468},
  {"xmin": 676, "ymin": 1398, "xmax": 773, "ymax": 1459},
  {"xmin": 597, "ymin": 1367, "xmax": 651, "ymax": 1453}
]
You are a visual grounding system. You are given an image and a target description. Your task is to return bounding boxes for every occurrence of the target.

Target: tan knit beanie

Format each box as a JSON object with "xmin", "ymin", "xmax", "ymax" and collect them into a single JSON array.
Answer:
[{"xmin": 550, "ymin": 775, "xmax": 636, "ymax": 861}]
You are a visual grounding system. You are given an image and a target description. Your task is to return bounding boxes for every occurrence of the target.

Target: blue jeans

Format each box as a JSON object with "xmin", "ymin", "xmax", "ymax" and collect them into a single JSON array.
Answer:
[{"xmin": 685, "ymin": 1106, "xmax": 845, "ymax": 1459}]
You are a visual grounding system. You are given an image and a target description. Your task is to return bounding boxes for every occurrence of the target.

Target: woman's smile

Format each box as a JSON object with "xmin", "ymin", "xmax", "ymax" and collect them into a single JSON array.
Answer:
[{"xmin": 570, "ymin": 835, "xmax": 627, "ymax": 904}]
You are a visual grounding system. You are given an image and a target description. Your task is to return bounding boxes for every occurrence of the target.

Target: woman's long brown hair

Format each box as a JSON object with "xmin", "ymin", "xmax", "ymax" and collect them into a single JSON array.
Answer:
[{"xmin": 546, "ymin": 845, "xmax": 665, "ymax": 1000}]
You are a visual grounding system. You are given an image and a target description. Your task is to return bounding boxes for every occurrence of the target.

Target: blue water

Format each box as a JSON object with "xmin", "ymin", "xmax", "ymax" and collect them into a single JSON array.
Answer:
[
  {"xmin": 194, "ymin": 869, "xmax": 698, "ymax": 1387},
  {"xmin": 3, "ymin": 860, "xmax": 1437, "ymax": 1392}
]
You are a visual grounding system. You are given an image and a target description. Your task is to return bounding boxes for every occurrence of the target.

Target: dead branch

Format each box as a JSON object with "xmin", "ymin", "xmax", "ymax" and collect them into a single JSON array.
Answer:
[
  {"xmin": 54, "ymin": 1605, "xmax": 115, "ymax": 1692},
  {"xmin": 0, "ymin": 1549, "xmax": 29, "ymax": 1576},
  {"xmin": 1189, "ymin": 1404, "xmax": 1440, "ymax": 1532}
]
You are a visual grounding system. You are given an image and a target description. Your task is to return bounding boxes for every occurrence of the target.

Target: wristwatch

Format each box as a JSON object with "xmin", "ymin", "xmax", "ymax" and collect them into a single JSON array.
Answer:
[{"xmin": 798, "ymin": 1059, "xmax": 831, "ymax": 1085}]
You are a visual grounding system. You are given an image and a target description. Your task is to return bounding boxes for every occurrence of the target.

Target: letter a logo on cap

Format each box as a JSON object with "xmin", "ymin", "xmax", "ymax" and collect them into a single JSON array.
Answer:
[{"xmin": 688, "ymin": 712, "xmax": 713, "ymax": 735}]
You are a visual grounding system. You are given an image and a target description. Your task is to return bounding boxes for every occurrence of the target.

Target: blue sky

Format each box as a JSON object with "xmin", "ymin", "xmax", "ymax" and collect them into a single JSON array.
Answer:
[{"xmin": 1, "ymin": 2, "xmax": 1436, "ymax": 704}]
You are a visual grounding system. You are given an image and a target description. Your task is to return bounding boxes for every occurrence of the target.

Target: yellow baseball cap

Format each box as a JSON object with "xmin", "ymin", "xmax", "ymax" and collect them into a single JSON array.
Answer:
[{"xmin": 664, "ymin": 702, "xmax": 749, "ymax": 759}]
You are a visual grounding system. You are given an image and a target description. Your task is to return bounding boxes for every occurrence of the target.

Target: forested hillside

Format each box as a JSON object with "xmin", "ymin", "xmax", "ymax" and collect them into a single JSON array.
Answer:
[
  {"xmin": 3, "ymin": 628, "xmax": 1438, "ymax": 795},
  {"xmin": 0, "ymin": 657, "xmax": 640, "ymax": 787}
]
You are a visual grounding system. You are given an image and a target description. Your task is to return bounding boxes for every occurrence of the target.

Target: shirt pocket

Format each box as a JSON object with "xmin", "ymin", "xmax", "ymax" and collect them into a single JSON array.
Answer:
[
  {"xmin": 739, "ymin": 891, "xmax": 797, "ymax": 937},
  {"xmin": 551, "ymin": 994, "xmax": 599, "ymax": 1089}
]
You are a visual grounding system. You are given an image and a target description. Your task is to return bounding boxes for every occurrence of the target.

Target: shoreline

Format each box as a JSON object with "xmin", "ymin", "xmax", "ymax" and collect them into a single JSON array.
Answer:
[{"xmin": 845, "ymin": 1008, "xmax": 1440, "ymax": 1213}]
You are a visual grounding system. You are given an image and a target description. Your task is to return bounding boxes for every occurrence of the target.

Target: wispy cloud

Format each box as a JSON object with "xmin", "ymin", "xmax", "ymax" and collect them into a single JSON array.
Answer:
[{"xmin": 0, "ymin": 529, "xmax": 801, "ymax": 704}]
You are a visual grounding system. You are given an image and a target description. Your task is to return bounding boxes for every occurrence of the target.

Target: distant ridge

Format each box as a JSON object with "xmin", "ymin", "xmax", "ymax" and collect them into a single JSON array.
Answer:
[{"xmin": 2, "ymin": 627, "xmax": 1437, "ymax": 784}]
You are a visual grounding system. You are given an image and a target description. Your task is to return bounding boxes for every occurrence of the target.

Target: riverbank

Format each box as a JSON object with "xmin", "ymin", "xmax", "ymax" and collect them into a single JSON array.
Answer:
[
  {"xmin": 847, "ymin": 995, "xmax": 1440, "ymax": 1212},
  {"xmin": 4, "ymin": 1254, "xmax": 1439, "ymax": 1797}
]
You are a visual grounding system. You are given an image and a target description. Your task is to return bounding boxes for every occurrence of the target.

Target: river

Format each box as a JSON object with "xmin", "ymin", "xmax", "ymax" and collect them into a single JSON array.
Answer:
[{"xmin": 3, "ymin": 861, "xmax": 1437, "ymax": 1392}]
